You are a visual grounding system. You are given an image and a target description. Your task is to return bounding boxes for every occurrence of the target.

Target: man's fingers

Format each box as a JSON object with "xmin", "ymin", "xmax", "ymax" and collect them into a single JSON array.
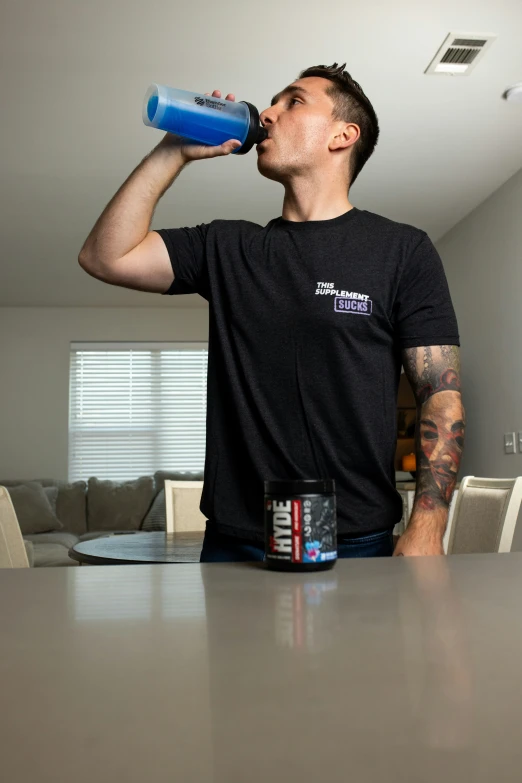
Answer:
[{"xmin": 204, "ymin": 91, "xmax": 235, "ymax": 101}]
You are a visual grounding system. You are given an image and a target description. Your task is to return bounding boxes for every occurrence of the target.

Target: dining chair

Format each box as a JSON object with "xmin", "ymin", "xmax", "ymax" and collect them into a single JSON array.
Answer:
[
  {"xmin": 446, "ymin": 476, "xmax": 522, "ymax": 554},
  {"xmin": 164, "ymin": 480, "xmax": 206, "ymax": 534},
  {"xmin": 0, "ymin": 485, "xmax": 30, "ymax": 568}
]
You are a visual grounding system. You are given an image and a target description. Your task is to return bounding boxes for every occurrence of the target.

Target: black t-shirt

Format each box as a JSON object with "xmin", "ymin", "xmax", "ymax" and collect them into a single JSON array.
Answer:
[{"xmin": 155, "ymin": 206, "xmax": 460, "ymax": 543}]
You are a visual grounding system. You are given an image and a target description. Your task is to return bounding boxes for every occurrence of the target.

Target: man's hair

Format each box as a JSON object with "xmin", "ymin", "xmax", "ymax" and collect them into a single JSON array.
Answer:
[{"xmin": 298, "ymin": 62, "xmax": 379, "ymax": 188}]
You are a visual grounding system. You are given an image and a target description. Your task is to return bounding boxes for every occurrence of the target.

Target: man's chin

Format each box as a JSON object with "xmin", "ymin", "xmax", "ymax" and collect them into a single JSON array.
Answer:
[{"xmin": 256, "ymin": 158, "xmax": 283, "ymax": 184}]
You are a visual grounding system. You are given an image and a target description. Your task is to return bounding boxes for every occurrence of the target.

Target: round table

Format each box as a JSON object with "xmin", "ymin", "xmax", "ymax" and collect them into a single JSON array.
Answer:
[{"xmin": 69, "ymin": 531, "xmax": 204, "ymax": 565}]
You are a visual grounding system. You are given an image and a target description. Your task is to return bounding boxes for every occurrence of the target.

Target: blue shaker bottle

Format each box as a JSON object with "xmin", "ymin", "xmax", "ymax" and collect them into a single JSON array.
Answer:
[{"xmin": 143, "ymin": 84, "xmax": 268, "ymax": 155}]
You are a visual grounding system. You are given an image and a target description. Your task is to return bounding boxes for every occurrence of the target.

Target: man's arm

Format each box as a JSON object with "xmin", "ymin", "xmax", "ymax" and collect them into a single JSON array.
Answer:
[
  {"xmin": 394, "ymin": 345, "xmax": 466, "ymax": 556},
  {"xmin": 78, "ymin": 88, "xmax": 240, "ymax": 293}
]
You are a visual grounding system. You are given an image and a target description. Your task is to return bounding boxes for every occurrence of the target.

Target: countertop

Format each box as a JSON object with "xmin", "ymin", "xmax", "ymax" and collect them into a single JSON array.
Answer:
[{"xmin": 2, "ymin": 555, "xmax": 522, "ymax": 781}]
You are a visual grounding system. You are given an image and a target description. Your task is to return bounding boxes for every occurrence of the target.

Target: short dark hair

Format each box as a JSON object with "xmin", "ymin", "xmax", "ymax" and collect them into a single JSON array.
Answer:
[{"xmin": 298, "ymin": 62, "xmax": 380, "ymax": 187}]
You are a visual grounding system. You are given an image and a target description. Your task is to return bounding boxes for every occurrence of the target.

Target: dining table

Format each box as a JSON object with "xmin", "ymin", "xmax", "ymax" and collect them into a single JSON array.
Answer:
[
  {"xmin": 69, "ymin": 531, "xmax": 204, "ymax": 565},
  {"xmin": 2, "ymin": 553, "xmax": 522, "ymax": 781}
]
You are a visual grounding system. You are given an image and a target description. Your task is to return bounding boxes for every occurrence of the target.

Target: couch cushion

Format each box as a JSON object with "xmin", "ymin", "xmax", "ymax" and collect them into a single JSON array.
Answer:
[
  {"xmin": 87, "ymin": 476, "xmax": 155, "ymax": 531},
  {"xmin": 32, "ymin": 542, "xmax": 79, "ymax": 568},
  {"xmin": 24, "ymin": 532, "xmax": 79, "ymax": 549},
  {"xmin": 141, "ymin": 488, "xmax": 166, "ymax": 531},
  {"xmin": 5, "ymin": 482, "xmax": 64, "ymax": 535},
  {"xmin": 153, "ymin": 470, "xmax": 204, "ymax": 496}
]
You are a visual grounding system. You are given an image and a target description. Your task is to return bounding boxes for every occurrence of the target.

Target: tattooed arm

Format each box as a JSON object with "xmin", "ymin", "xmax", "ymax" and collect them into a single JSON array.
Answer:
[{"xmin": 394, "ymin": 345, "xmax": 466, "ymax": 556}]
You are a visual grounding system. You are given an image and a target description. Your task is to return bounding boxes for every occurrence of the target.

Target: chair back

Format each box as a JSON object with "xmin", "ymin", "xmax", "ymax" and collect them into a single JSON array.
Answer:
[
  {"xmin": 0, "ymin": 486, "xmax": 30, "ymax": 568},
  {"xmin": 164, "ymin": 480, "xmax": 206, "ymax": 534},
  {"xmin": 447, "ymin": 476, "xmax": 522, "ymax": 554}
]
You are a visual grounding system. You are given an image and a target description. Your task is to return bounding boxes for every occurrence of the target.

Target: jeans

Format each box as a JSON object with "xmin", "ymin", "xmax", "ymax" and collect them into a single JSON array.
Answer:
[{"xmin": 199, "ymin": 524, "xmax": 394, "ymax": 563}]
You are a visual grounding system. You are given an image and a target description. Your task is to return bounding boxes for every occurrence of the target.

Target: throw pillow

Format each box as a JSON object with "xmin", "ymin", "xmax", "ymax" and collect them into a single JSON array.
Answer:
[
  {"xmin": 87, "ymin": 476, "xmax": 155, "ymax": 532},
  {"xmin": 43, "ymin": 486, "xmax": 59, "ymax": 516},
  {"xmin": 55, "ymin": 481, "xmax": 87, "ymax": 537},
  {"xmin": 141, "ymin": 488, "xmax": 166, "ymax": 531},
  {"xmin": 0, "ymin": 479, "xmax": 87, "ymax": 536},
  {"xmin": 6, "ymin": 482, "xmax": 64, "ymax": 535}
]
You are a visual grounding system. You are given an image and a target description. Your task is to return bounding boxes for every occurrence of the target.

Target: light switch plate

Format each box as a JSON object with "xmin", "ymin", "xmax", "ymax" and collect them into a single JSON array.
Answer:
[
  {"xmin": 518, "ymin": 432, "xmax": 522, "ymax": 454},
  {"xmin": 505, "ymin": 432, "xmax": 516, "ymax": 454}
]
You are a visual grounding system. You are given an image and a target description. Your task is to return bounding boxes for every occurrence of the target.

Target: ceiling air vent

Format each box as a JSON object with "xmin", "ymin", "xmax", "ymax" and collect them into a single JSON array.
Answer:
[{"xmin": 425, "ymin": 31, "xmax": 497, "ymax": 76}]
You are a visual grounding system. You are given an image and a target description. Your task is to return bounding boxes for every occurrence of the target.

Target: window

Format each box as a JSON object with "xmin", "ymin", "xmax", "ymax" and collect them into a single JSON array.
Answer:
[{"xmin": 69, "ymin": 342, "xmax": 208, "ymax": 482}]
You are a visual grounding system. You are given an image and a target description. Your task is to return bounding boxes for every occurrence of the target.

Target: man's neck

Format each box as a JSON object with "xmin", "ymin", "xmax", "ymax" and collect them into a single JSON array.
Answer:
[{"xmin": 281, "ymin": 187, "xmax": 353, "ymax": 223}]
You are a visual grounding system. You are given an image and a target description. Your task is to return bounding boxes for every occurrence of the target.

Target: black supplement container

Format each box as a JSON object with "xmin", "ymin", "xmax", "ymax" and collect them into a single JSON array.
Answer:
[{"xmin": 264, "ymin": 478, "xmax": 337, "ymax": 572}]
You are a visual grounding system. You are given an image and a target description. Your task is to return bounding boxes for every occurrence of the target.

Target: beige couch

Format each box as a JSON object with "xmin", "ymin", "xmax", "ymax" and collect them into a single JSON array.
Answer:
[{"xmin": 0, "ymin": 470, "xmax": 203, "ymax": 567}]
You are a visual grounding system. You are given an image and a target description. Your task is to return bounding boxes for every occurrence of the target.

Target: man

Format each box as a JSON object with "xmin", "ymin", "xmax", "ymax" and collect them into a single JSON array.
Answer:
[{"xmin": 78, "ymin": 62, "xmax": 465, "ymax": 561}]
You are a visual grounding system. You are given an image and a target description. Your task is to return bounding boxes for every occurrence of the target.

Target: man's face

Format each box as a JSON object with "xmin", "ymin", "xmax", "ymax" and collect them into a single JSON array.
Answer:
[
  {"xmin": 419, "ymin": 390, "xmax": 465, "ymax": 504},
  {"xmin": 256, "ymin": 76, "xmax": 344, "ymax": 182}
]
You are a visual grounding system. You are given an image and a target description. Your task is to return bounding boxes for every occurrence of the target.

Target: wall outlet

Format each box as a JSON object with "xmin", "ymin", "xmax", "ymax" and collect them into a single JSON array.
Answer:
[{"xmin": 505, "ymin": 432, "xmax": 516, "ymax": 454}]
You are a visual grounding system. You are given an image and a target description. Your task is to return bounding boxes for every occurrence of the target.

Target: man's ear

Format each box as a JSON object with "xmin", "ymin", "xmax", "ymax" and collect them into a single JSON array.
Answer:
[{"xmin": 329, "ymin": 123, "xmax": 360, "ymax": 151}]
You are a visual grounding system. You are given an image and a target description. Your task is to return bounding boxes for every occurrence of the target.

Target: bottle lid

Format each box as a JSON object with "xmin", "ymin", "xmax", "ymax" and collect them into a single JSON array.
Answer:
[
  {"xmin": 264, "ymin": 478, "xmax": 335, "ymax": 495},
  {"xmin": 236, "ymin": 101, "xmax": 266, "ymax": 154}
]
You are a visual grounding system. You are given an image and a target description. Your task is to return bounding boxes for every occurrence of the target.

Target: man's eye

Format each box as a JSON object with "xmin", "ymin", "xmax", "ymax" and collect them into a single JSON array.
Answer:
[
  {"xmin": 422, "ymin": 431, "xmax": 438, "ymax": 440},
  {"xmin": 289, "ymin": 98, "xmax": 301, "ymax": 105}
]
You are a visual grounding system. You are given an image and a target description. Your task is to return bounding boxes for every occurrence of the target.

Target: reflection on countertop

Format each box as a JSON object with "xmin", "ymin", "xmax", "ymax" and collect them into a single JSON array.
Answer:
[{"xmin": 2, "ymin": 554, "xmax": 522, "ymax": 781}]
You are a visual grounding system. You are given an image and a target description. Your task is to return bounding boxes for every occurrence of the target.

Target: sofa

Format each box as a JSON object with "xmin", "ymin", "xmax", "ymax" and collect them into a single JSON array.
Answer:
[{"xmin": 0, "ymin": 470, "xmax": 204, "ymax": 567}]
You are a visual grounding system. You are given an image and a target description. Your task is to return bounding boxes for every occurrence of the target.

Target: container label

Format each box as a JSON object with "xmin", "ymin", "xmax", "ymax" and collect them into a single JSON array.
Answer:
[{"xmin": 265, "ymin": 495, "xmax": 337, "ymax": 564}]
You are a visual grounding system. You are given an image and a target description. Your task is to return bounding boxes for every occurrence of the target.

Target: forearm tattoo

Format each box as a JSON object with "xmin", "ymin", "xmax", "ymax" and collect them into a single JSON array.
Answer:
[{"xmin": 402, "ymin": 346, "xmax": 465, "ymax": 512}]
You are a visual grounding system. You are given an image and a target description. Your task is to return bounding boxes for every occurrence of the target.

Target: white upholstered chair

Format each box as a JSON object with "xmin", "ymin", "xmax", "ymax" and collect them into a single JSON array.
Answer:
[
  {"xmin": 164, "ymin": 480, "xmax": 206, "ymax": 534},
  {"xmin": 0, "ymin": 485, "xmax": 30, "ymax": 568},
  {"xmin": 446, "ymin": 476, "xmax": 522, "ymax": 554}
]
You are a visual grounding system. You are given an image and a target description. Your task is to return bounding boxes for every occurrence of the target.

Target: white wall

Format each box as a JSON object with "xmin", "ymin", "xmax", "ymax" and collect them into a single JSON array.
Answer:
[
  {"xmin": 436, "ymin": 166, "xmax": 522, "ymax": 479},
  {"xmin": 0, "ymin": 307, "xmax": 208, "ymax": 481}
]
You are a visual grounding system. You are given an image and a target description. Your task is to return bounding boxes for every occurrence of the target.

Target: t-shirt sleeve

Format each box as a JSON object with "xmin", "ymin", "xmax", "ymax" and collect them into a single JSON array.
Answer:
[
  {"xmin": 391, "ymin": 233, "xmax": 460, "ymax": 349},
  {"xmin": 154, "ymin": 224, "xmax": 210, "ymax": 300}
]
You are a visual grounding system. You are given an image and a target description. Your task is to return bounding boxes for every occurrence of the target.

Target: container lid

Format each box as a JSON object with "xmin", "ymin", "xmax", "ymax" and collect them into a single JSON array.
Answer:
[
  {"xmin": 264, "ymin": 478, "xmax": 335, "ymax": 495},
  {"xmin": 235, "ymin": 101, "xmax": 267, "ymax": 154}
]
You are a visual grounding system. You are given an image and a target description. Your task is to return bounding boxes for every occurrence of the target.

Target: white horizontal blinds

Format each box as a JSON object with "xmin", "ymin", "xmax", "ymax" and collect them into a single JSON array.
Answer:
[{"xmin": 69, "ymin": 343, "xmax": 208, "ymax": 482}]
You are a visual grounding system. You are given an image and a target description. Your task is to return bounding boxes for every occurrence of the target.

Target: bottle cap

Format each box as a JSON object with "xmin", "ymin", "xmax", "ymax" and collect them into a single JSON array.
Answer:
[{"xmin": 236, "ymin": 101, "xmax": 267, "ymax": 154}]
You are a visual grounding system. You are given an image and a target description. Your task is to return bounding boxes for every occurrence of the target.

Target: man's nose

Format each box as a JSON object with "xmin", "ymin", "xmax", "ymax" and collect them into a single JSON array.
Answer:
[{"xmin": 259, "ymin": 107, "xmax": 276, "ymax": 126}]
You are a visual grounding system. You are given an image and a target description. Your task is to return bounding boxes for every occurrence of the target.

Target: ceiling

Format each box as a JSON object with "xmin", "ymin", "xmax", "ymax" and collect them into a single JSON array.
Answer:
[{"xmin": 1, "ymin": 0, "xmax": 521, "ymax": 308}]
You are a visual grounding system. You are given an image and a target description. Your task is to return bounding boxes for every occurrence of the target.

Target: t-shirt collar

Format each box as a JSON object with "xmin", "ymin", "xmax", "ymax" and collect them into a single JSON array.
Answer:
[{"xmin": 274, "ymin": 206, "xmax": 361, "ymax": 230}]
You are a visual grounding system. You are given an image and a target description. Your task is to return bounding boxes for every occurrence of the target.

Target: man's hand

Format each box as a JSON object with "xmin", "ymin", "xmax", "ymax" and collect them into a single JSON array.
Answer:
[{"xmin": 393, "ymin": 524, "xmax": 444, "ymax": 556}]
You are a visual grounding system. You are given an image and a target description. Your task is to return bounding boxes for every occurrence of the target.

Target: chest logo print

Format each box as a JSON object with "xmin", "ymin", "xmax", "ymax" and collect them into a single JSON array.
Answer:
[{"xmin": 316, "ymin": 281, "xmax": 373, "ymax": 316}]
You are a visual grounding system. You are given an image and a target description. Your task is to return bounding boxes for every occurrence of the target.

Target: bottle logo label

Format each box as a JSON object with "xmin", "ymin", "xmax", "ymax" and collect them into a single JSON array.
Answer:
[{"xmin": 194, "ymin": 97, "xmax": 225, "ymax": 111}]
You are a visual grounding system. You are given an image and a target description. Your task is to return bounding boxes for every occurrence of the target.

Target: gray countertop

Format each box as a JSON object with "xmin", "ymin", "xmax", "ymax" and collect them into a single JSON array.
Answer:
[{"xmin": 1, "ymin": 555, "xmax": 522, "ymax": 781}]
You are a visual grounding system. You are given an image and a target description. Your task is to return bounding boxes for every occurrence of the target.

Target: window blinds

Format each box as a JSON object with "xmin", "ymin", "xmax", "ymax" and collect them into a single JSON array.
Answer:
[{"xmin": 69, "ymin": 343, "xmax": 208, "ymax": 482}]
